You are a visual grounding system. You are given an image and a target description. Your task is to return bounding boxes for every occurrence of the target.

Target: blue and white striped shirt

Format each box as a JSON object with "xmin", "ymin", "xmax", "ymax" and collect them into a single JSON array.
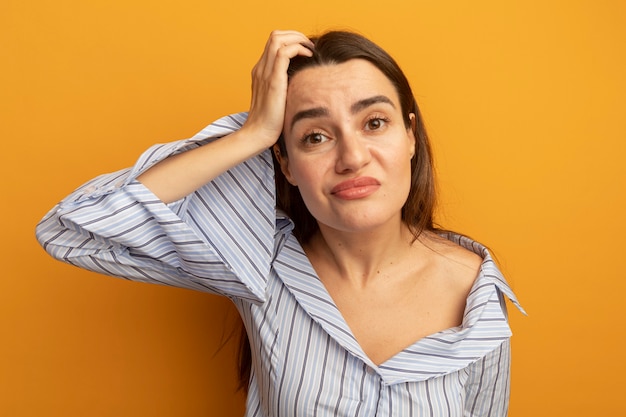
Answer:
[{"xmin": 36, "ymin": 112, "xmax": 524, "ymax": 416}]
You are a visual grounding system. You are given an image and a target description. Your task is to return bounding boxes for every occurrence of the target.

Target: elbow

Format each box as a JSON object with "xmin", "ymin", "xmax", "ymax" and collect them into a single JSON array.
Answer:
[
  {"xmin": 35, "ymin": 220, "xmax": 63, "ymax": 261},
  {"xmin": 35, "ymin": 209, "xmax": 72, "ymax": 262}
]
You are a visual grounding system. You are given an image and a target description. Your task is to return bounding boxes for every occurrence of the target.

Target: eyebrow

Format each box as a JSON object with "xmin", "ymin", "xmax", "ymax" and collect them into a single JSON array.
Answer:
[
  {"xmin": 289, "ymin": 95, "xmax": 396, "ymax": 131},
  {"xmin": 290, "ymin": 107, "xmax": 329, "ymax": 130},
  {"xmin": 350, "ymin": 95, "xmax": 396, "ymax": 114}
]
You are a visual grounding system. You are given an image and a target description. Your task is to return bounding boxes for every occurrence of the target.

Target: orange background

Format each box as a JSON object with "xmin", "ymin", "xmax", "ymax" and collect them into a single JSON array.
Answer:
[{"xmin": 2, "ymin": 1, "xmax": 625, "ymax": 416}]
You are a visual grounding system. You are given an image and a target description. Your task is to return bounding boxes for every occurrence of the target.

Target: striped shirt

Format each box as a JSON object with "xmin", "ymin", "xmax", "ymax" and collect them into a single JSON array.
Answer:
[{"xmin": 36, "ymin": 112, "xmax": 524, "ymax": 416}]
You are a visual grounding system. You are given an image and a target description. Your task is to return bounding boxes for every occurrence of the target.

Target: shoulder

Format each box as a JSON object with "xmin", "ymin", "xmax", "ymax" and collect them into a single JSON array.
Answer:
[
  {"xmin": 419, "ymin": 231, "xmax": 483, "ymax": 292},
  {"xmin": 421, "ymin": 231, "xmax": 484, "ymax": 266}
]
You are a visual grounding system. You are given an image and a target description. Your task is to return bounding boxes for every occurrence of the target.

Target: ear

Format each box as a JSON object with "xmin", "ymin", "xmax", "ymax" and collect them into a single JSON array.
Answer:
[
  {"xmin": 273, "ymin": 144, "xmax": 298, "ymax": 186},
  {"xmin": 407, "ymin": 113, "xmax": 417, "ymax": 159}
]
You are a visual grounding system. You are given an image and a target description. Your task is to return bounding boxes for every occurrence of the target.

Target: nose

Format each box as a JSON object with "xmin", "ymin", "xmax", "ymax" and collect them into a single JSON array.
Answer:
[{"xmin": 335, "ymin": 132, "xmax": 371, "ymax": 174}]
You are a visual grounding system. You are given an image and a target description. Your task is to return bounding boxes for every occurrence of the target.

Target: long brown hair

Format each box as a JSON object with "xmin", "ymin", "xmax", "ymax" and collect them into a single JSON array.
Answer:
[{"xmin": 237, "ymin": 30, "xmax": 437, "ymax": 392}]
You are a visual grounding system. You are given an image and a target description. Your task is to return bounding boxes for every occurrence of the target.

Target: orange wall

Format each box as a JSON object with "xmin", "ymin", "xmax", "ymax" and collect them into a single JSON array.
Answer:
[{"xmin": 2, "ymin": 1, "xmax": 625, "ymax": 416}]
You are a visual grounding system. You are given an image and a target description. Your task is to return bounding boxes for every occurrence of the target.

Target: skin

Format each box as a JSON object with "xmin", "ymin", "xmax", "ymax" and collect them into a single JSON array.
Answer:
[
  {"xmin": 277, "ymin": 60, "xmax": 482, "ymax": 365},
  {"xmin": 137, "ymin": 31, "xmax": 314, "ymax": 203},
  {"xmin": 278, "ymin": 60, "xmax": 416, "ymax": 237},
  {"xmin": 138, "ymin": 30, "xmax": 482, "ymax": 365}
]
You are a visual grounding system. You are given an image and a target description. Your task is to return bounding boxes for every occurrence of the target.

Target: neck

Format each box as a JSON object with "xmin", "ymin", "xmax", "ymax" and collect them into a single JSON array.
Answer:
[{"xmin": 306, "ymin": 221, "xmax": 415, "ymax": 288}]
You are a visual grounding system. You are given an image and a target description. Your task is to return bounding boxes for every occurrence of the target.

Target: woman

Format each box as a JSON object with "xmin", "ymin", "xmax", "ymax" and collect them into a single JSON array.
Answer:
[{"xmin": 37, "ymin": 30, "xmax": 523, "ymax": 416}]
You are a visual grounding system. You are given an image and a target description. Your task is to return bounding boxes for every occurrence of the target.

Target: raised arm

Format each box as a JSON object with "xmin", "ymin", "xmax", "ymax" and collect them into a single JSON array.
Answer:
[
  {"xmin": 137, "ymin": 30, "xmax": 314, "ymax": 203},
  {"xmin": 36, "ymin": 31, "xmax": 313, "ymax": 301}
]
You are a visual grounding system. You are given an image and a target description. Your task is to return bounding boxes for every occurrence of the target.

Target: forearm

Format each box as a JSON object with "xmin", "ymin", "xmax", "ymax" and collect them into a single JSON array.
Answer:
[
  {"xmin": 36, "ymin": 174, "xmax": 272, "ymax": 301},
  {"xmin": 36, "ymin": 131, "xmax": 277, "ymax": 301},
  {"xmin": 137, "ymin": 127, "xmax": 270, "ymax": 204},
  {"xmin": 136, "ymin": 31, "xmax": 315, "ymax": 205},
  {"xmin": 36, "ymin": 113, "xmax": 268, "ymax": 293}
]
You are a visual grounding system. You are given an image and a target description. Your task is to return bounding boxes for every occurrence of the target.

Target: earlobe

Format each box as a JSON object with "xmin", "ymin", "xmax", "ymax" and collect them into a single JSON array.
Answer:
[
  {"xmin": 408, "ymin": 113, "xmax": 417, "ymax": 158},
  {"xmin": 273, "ymin": 144, "xmax": 297, "ymax": 186},
  {"xmin": 273, "ymin": 144, "xmax": 282, "ymax": 162}
]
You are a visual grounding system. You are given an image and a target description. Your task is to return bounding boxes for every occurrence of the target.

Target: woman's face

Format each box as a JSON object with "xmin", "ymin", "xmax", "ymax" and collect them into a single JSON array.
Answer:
[{"xmin": 279, "ymin": 59, "xmax": 416, "ymax": 235}]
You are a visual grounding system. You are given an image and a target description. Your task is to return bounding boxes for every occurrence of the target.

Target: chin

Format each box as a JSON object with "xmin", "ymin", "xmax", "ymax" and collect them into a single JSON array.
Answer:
[{"xmin": 320, "ymin": 211, "xmax": 402, "ymax": 234}]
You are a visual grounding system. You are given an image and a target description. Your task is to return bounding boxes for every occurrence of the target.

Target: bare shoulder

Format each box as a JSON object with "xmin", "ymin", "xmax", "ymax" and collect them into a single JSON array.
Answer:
[{"xmin": 419, "ymin": 231, "xmax": 483, "ymax": 290}]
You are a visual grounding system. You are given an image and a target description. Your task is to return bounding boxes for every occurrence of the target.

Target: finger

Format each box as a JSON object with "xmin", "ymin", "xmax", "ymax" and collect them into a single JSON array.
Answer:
[
  {"xmin": 264, "ymin": 30, "xmax": 314, "ymax": 52},
  {"xmin": 251, "ymin": 44, "xmax": 312, "ymax": 112},
  {"xmin": 253, "ymin": 30, "xmax": 312, "ymax": 83},
  {"xmin": 267, "ymin": 43, "xmax": 313, "ymax": 78},
  {"xmin": 260, "ymin": 31, "xmax": 314, "ymax": 75},
  {"xmin": 261, "ymin": 43, "xmax": 313, "ymax": 84},
  {"xmin": 258, "ymin": 30, "xmax": 309, "ymax": 64},
  {"xmin": 247, "ymin": 30, "xmax": 314, "ymax": 138},
  {"xmin": 252, "ymin": 42, "xmax": 312, "ymax": 105}
]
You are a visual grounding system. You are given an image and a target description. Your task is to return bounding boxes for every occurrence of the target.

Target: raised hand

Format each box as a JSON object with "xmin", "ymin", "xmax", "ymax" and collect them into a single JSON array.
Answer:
[
  {"xmin": 136, "ymin": 30, "xmax": 313, "ymax": 203},
  {"xmin": 243, "ymin": 30, "xmax": 314, "ymax": 148}
]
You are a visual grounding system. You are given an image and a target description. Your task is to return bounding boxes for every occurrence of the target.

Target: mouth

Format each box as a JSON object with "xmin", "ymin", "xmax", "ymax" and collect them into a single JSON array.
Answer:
[{"xmin": 331, "ymin": 177, "xmax": 381, "ymax": 200}]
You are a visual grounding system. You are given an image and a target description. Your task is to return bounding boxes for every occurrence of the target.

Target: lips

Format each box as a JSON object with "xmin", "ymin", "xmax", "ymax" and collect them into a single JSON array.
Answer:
[{"xmin": 330, "ymin": 177, "xmax": 381, "ymax": 200}]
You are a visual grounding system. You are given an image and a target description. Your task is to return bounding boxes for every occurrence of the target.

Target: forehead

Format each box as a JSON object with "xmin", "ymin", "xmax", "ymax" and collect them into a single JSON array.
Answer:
[{"xmin": 285, "ymin": 59, "xmax": 400, "ymax": 112}]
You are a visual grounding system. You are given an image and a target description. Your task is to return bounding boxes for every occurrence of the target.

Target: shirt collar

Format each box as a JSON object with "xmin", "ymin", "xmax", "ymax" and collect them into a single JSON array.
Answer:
[{"xmin": 274, "ymin": 230, "xmax": 525, "ymax": 384}]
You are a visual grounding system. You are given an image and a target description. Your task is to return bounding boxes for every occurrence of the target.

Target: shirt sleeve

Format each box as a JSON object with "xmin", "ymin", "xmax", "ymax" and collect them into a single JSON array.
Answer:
[
  {"xmin": 463, "ymin": 337, "xmax": 511, "ymax": 417},
  {"xmin": 35, "ymin": 112, "xmax": 275, "ymax": 304}
]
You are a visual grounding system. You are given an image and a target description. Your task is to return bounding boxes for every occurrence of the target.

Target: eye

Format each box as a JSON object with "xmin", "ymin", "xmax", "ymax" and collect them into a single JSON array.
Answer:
[
  {"xmin": 301, "ymin": 131, "xmax": 329, "ymax": 146},
  {"xmin": 365, "ymin": 116, "xmax": 389, "ymax": 131}
]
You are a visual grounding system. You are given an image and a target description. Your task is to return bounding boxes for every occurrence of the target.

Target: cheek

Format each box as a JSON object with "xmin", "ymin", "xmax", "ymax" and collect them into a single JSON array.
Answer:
[
  {"xmin": 287, "ymin": 149, "xmax": 329, "ymax": 181},
  {"xmin": 388, "ymin": 150, "xmax": 414, "ymax": 199},
  {"xmin": 290, "ymin": 163, "xmax": 320, "ymax": 195},
  {"xmin": 288, "ymin": 158, "xmax": 329, "ymax": 207}
]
